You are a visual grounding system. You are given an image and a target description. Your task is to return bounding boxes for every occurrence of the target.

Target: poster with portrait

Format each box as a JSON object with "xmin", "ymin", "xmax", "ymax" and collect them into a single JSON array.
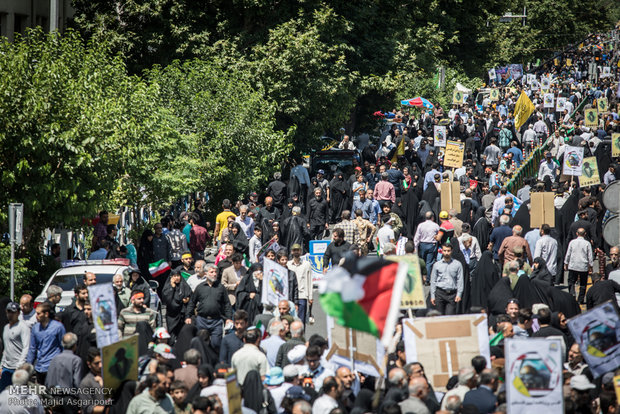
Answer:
[
  {"xmin": 541, "ymin": 77, "xmax": 551, "ymax": 91},
  {"xmin": 402, "ymin": 315, "xmax": 490, "ymax": 390},
  {"xmin": 505, "ymin": 338, "xmax": 563, "ymax": 414},
  {"xmin": 562, "ymin": 146, "xmax": 584, "ymax": 176},
  {"xmin": 579, "ymin": 157, "xmax": 600, "ymax": 187},
  {"xmin": 527, "ymin": 74, "xmax": 536, "ymax": 85},
  {"xmin": 88, "ymin": 283, "xmax": 119, "ymax": 348},
  {"xmin": 452, "ymin": 90, "xmax": 463, "ymax": 105},
  {"xmin": 555, "ymin": 97, "xmax": 567, "ymax": 112},
  {"xmin": 602, "ymin": 66, "xmax": 611, "ymax": 78},
  {"xmin": 386, "ymin": 255, "xmax": 425, "ymax": 309},
  {"xmin": 613, "ymin": 133, "xmax": 620, "ymax": 158},
  {"xmin": 434, "ymin": 125, "xmax": 447, "ymax": 148},
  {"xmin": 598, "ymin": 97, "xmax": 608, "ymax": 113},
  {"xmin": 262, "ymin": 258, "xmax": 289, "ymax": 307},
  {"xmin": 488, "ymin": 68, "xmax": 497, "ymax": 83},
  {"xmin": 584, "ymin": 108, "xmax": 598, "ymax": 128},
  {"xmin": 102, "ymin": 335, "xmax": 139, "ymax": 391},
  {"xmin": 543, "ymin": 93, "xmax": 554, "ymax": 108},
  {"xmin": 567, "ymin": 301, "xmax": 620, "ymax": 378},
  {"xmin": 489, "ymin": 89, "xmax": 500, "ymax": 101}
]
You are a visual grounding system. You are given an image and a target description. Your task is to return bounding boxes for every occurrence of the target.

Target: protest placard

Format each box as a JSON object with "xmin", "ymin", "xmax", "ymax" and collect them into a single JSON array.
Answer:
[
  {"xmin": 613, "ymin": 133, "xmax": 620, "ymax": 158},
  {"xmin": 530, "ymin": 192, "xmax": 555, "ymax": 228},
  {"xmin": 567, "ymin": 301, "xmax": 620, "ymax": 378},
  {"xmin": 326, "ymin": 319, "xmax": 385, "ymax": 378},
  {"xmin": 226, "ymin": 371, "xmax": 242, "ymax": 414},
  {"xmin": 402, "ymin": 314, "xmax": 490, "ymax": 389},
  {"xmin": 505, "ymin": 338, "xmax": 563, "ymax": 414},
  {"xmin": 88, "ymin": 283, "xmax": 119, "ymax": 348},
  {"xmin": 488, "ymin": 69, "xmax": 496, "ymax": 82},
  {"xmin": 584, "ymin": 108, "xmax": 598, "ymax": 128},
  {"xmin": 562, "ymin": 146, "xmax": 584, "ymax": 176},
  {"xmin": 555, "ymin": 97, "xmax": 566, "ymax": 112},
  {"xmin": 452, "ymin": 90, "xmax": 463, "ymax": 105},
  {"xmin": 541, "ymin": 77, "xmax": 550, "ymax": 90},
  {"xmin": 386, "ymin": 255, "xmax": 425, "ymax": 309},
  {"xmin": 440, "ymin": 181, "xmax": 461, "ymax": 213},
  {"xmin": 543, "ymin": 93, "xmax": 554, "ymax": 108},
  {"xmin": 262, "ymin": 258, "xmax": 289, "ymax": 307},
  {"xmin": 443, "ymin": 141, "xmax": 464, "ymax": 169},
  {"xmin": 102, "ymin": 335, "xmax": 139, "ymax": 391},
  {"xmin": 434, "ymin": 125, "xmax": 447, "ymax": 148},
  {"xmin": 489, "ymin": 89, "xmax": 500, "ymax": 101},
  {"xmin": 598, "ymin": 97, "xmax": 608, "ymax": 113},
  {"xmin": 580, "ymin": 157, "xmax": 600, "ymax": 187}
]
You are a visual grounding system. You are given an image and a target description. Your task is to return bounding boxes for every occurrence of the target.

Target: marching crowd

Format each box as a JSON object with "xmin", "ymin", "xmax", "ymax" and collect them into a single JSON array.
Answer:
[{"xmin": 1, "ymin": 25, "xmax": 620, "ymax": 414}]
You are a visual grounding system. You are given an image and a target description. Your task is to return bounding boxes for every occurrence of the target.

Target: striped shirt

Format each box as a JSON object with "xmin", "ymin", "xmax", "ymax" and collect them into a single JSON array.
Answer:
[
  {"xmin": 334, "ymin": 220, "xmax": 358, "ymax": 246},
  {"xmin": 118, "ymin": 306, "xmax": 157, "ymax": 338}
]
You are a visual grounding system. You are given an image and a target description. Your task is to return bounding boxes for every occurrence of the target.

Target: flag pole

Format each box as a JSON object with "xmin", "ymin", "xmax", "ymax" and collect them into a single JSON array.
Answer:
[{"xmin": 348, "ymin": 328, "xmax": 356, "ymax": 372}]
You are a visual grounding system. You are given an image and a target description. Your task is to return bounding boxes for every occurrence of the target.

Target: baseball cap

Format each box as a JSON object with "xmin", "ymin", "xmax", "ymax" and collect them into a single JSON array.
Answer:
[
  {"xmin": 250, "ymin": 192, "xmax": 258, "ymax": 197},
  {"xmin": 153, "ymin": 327, "xmax": 171, "ymax": 339},
  {"xmin": 317, "ymin": 169, "xmax": 325, "ymax": 175},
  {"xmin": 570, "ymin": 374, "xmax": 595, "ymax": 390},
  {"xmin": 285, "ymin": 386, "xmax": 311, "ymax": 401},
  {"xmin": 6, "ymin": 302, "xmax": 20, "ymax": 313},
  {"xmin": 153, "ymin": 344, "xmax": 176, "ymax": 359},
  {"xmin": 355, "ymin": 166, "xmax": 362, "ymax": 171},
  {"xmin": 291, "ymin": 244, "xmax": 302, "ymax": 250},
  {"xmin": 264, "ymin": 367, "xmax": 284, "ymax": 386},
  {"xmin": 439, "ymin": 211, "xmax": 449, "ymax": 219}
]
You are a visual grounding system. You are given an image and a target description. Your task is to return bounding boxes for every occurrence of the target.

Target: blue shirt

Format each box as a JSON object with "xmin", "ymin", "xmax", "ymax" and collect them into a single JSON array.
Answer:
[
  {"xmin": 88, "ymin": 248, "xmax": 107, "ymax": 260},
  {"xmin": 369, "ymin": 200, "xmax": 381, "ymax": 225},
  {"xmin": 490, "ymin": 225, "xmax": 513, "ymax": 260},
  {"xmin": 351, "ymin": 199, "xmax": 373, "ymax": 220},
  {"xmin": 507, "ymin": 147, "xmax": 523, "ymax": 167},
  {"xmin": 183, "ymin": 223, "xmax": 192, "ymax": 244},
  {"xmin": 27, "ymin": 320, "xmax": 65, "ymax": 373},
  {"xmin": 424, "ymin": 169, "xmax": 440, "ymax": 191},
  {"xmin": 290, "ymin": 165, "xmax": 311, "ymax": 186}
]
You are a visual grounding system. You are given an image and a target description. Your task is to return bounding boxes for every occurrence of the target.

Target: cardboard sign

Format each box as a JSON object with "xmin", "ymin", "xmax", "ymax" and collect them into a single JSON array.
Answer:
[
  {"xmin": 262, "ymin": 258, "xmax": 289, "ymax": 307},
  {"xmin": 562, "ymin": 146, "xmax": 584, "ymax": 176},
  {"xmin": 614, "ymin": 375, "xmax": 620, "ymax": 403},
  {"xmin": 613, "ymin": 133, "xmax": 620, "ymax": 158},
  {"xmin": 326, "ymin": 320, "xmax": 385, "ymax": 378},
  {"xmin": 102, "ymin": 335, "xmax": 139, "ymax": 392},
  {"xmin": 434, "ymin": 125, "xmax": 447, "ymax": 148},
  {"xmin": 88, "ymin": 283, "xmax": 119, "ymax": 348},
  {"xmin": 567, "ymin": 301, "xmax": 620, "ymax": 378},
  {"xmin": 402, "ymin": 315, "xmax": 490, "ymax": 390},
  {"xmin": 506, "ymin": 338, "xmax": 563, "ymax": 414},
  {"xmin": 443, "ymin": 141, "xmax": 464, "ymax": 169},
  {"xmin": 543, "ymin": 93, "xmax": 554, "ymax": 108},
  {"xmin": 226, "ymin": 371, "xmax": 242, "ymax": 414},
  {"xmin": 580, "ymin": 157, "xmax": 600, "ymax": 187},
  {"xmin": 440, "ymin": 181, "xmax": 461, "ymax": 213},
  {"xmin": 489, "ymin": 89, "xmax": 500, "ymax": 101},
  {"xmin": 584, "ymin": 108, "xmax": 598, "ymax": 128},
  {"xmin": 598, "ymin": 97, "xmax": 608, "ymax": 113},
  {"xmin": 530, "ymin": 192, "xmax": 555, "ymax": 228},
  {"xmin": 386, "ymin": 255, "xmax": 425, "ymax": 309}
]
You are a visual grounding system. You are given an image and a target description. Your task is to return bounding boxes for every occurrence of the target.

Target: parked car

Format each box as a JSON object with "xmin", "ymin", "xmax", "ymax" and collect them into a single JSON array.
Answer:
[{"xmin": 34, "ymin": 259, "xmax": 162, "ymax": 325}]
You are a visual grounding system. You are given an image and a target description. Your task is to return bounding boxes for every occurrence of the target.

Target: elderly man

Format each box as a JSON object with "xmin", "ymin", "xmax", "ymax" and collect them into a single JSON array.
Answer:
[
  {"xmin": 45, "ymin": 332, "xmax": 82, "ymax": 391},
  {"xmin": 399, "ymin": 376, "xmax": 431, "ymax": 414},
  {"xmin": 414, "ymin": 212, "xmax": 440, "ymax": 280},
  {"xmin": 236, "ymin": 204, "xmax": 255, "ymax": 239},
  {"xmin": 261, "ymin": 320, "xmax": 286, "ymax": 367},
  {"xmin": 498, "ymin": 225, "xmax": 533, "ymax": 266},
  {"xmin": 440, "ymin": 367, "xmax": 476, "ymax": 411},
  {"xmin": 564, "ymin": 228, "xmax": 593, "ymax": 303},
  {"xmin": 231, "ymin": 328, "xmax": 269, "ymax": 385},
  {"xmin": 113, "ymin": 273, "xmax": 131, "ymax": 310}
]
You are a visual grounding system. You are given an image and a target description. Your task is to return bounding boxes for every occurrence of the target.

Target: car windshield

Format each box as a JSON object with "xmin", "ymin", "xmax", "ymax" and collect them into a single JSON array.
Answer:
[{"xmin": 51, "ymin": 273, "xmax": 115, "ymax": 291}]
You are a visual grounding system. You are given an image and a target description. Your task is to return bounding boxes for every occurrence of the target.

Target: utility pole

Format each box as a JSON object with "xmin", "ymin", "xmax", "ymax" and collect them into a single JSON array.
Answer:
[{"xmin": 8, "ymin": 203, "xmax": 24, "ymax": 301}]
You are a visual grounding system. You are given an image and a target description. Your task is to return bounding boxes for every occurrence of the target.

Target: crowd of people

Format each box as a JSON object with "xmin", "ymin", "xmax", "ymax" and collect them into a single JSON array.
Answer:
[{"xmin": 1, "ymin": 25, "xmax": 620, "ymax": 414}]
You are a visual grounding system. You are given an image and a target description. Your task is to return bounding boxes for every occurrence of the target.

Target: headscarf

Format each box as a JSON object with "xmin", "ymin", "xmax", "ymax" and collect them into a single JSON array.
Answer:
[
  {"xmin": 470, "ymin": 251, "xmax": 500, "ymax": 310},
  {"xmin": 242, "ymin": 370, "xmax": 276, "ymax": 414},
  {"xmin": 350, "ymin": 389, "xmax": 375, "ymax": 414},
  {"xmin": 110, "ymin": 380, "xmax": 137, "ymax": 414},
  {"xmin": 530, "ymin": 258, "xmax": 553, "ymax": 286},
  {"xmin": 236, "ymin": 263, "xmax": 264, "ymax": 323},
  {"xmin": 511, "ymin": 202, "xmax": 531, "ymax": 234},
  {"xmin": 230, "ymin": 222, "xmax": 249, "ymax": 255},
  {"xmin": 472, "ymin": 212, "xmax": 491, "ymax": 253},
  {"xmin": 173, "ymin": 324, "xmax": 197, "ymax": 360}
]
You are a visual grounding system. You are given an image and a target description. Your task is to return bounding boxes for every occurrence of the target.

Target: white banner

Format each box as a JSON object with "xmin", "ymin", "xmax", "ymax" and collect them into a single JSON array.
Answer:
[
  {"xmin": 262, "ymin": 258, "xmax": 289, "ymax": 307},
  {"xmin": 88, "ymin": 283, "xmax": 119, "ymax": 348},
  {"xmin": 562, "ymin": 146, "xmax": 584, "ymax": 176},
  {"xmin": 567, "ymin": 301, "xmax": 620, "ymax": 378},
  {"xmin": 506, "ymin": 338, "xmax": 563, "ymax": 414}
]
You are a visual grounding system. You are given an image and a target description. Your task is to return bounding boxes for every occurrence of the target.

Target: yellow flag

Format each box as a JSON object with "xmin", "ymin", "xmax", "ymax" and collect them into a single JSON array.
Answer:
[
  {"xmin": 391, "ymin": 137, "xmax": 405, "ymax": 164},
  {"xmin": 513, "ymin": 91, "xmax": 536, "ymax": 130}
]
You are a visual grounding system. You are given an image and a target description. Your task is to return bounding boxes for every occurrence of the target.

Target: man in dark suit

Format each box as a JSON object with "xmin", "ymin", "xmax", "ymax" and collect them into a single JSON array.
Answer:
[{"xmin": 462, "ymin": 369, "xmax": 498, "ymax": 413}]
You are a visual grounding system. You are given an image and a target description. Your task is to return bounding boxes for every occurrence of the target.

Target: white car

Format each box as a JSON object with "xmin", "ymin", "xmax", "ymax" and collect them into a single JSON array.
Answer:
[{"xmin": 34, "ymin": 259, "xmax": 162, "ymax": 324}]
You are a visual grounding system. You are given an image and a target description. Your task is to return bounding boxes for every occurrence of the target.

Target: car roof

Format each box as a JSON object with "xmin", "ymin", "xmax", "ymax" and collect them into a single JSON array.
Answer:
[{"xmin": 53, "ymin": 265, "xmax": 127, "ymax": 275}]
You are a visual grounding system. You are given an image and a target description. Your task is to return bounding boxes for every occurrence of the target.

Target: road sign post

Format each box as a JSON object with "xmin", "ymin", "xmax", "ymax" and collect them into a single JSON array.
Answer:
[{"xmin": 8, "ymin": 203, "xmax": 24, "ymax": 301}]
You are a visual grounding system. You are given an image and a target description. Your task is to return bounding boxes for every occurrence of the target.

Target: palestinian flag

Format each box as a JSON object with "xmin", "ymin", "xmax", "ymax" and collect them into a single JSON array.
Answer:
[
  {"xmin": 319, "ymin": 256, "xmax": 408, "ymax": 347},
  {"xmin": 149, "ymin": 259, "xmax": 171, "ymax": 278}
]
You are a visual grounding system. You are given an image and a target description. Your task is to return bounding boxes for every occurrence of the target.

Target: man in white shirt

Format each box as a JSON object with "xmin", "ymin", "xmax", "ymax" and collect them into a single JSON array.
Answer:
[
  {"xmin": 376, "ymin": 216, "xmax": 395, "ymax": 255},
  {"xmin": 235, "ymin": 205, "xmax": 255, "ymax": 239},
  {"xmin": 534, "ymin": 224, "xmax": 558, "ymax": 275},
  {"xmin": 564, "ymin": 228, "xmax": 593, "ymax": 304},
  {"xmin": 186, "ymin": 260, "xmax": 207, "ymax": 291},
  {"xmin": 231, "ymin": 328, "xmax": 269, "ymax": 385},
  {"xmin": 312, "ymin": 376, "xmax": 342, "ymax": 414},
  {"xmin": 287, "ymin": 244, "xmax": 313, "ymax": 324},
  {"xmin": 440, "ymin": 367, "xmax": 477, "ymax": 411}
]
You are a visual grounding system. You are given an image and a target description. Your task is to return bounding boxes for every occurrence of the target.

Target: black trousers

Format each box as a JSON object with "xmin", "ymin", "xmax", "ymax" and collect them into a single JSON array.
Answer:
[
  {"xmin": 568, "ymin": 270, "xmax": 588, "ymax": 303},
  {"xmin": 435, "ymin": 288, "xmax": 457, "ymax": 315}
]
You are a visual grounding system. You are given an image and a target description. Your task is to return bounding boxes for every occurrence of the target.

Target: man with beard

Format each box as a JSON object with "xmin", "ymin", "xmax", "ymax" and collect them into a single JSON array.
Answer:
[
  {"xmin": 126, "ymin": 372, "xmax": 174, "ymax": 414},
  {"xmin": 306, "ymin": 188, "xmax": 329, "ymax": 240},
  {"xmin": 185, "ymin": 264, "xmax": 233, "ymax": 353},
  {"xmin": 323, "ymin": 229, "xmax": 352, "ymax": 271},
  {"xmin": 605, "ymin": 246, "xmax": 620, "ymax": 278},
  {"xmin": 329, "ymin": 171, "xmax": 350, "ymax": 224},
  {"xmin": 219, "ymin": 310, "xmax": 249, "ymax": 365},
  {"xmin": 430, "ymin": 243, "xmax": 463, "ymax": 315},
  {"xmin": 282, "ymin": 207, "xmax": 307, "ymax": 252},
  {"xmin": 162, "ymin": 269, "xmax": 192, "ymax": 342},
  {"xmin": 257, "ymin": 197, "xmax": 281, "ymax": 243},
  {"xmin": 62, "ymin": 284, "xmax": 89, "ymax": 334}
]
